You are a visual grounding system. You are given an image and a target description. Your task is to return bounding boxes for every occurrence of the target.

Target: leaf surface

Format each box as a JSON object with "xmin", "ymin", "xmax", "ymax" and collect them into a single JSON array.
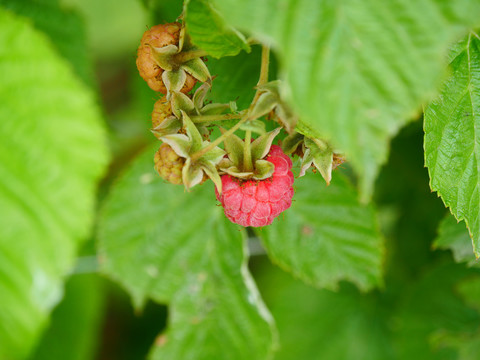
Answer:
[
  {"xmin": 258, "ymin": 173, "xmax": 384, "ymax": 291},
  {"xmin": 212, "ymin": 0, "xmax": 480, "ymax": 198},
  {"xmin": 0, "ymin": 9, "xmax": 108, "ymax": 359},
  {"xmin": 98, "ymin": 146, "xmax": 276, "ymax": 360},
  {"xmin": 425, "ymin": 32, "xmax": 480, "ymax": 257},
  {"xmin": 184, "ymin": 0, "xmax": 250, "ymax": 58}
]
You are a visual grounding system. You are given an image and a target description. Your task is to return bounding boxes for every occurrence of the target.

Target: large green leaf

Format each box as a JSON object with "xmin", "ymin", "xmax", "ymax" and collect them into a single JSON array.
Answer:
[
  {"xmin": 0, "ymin": 0, "xmax": 95, "ymax": 86},
  {"xmin": 184, "ymin": 0, "xmax": 250, "ymax": 58},
  {"xmin": 0, "ymin": 9, "xmax": 108, "ymax": 360},
  {"xmin": 434, "ymin": 213, "xmax": 478, "ymax": 265},
  {"xmin": 425, "ymin": 32, "xmax": 480, "ymax": 257},
  {"xmin": 257, "ymin": 173, "xmax": 384, "ymax": 291},
  {"xmin": 212, "ymin": 0, "xmax": 480, "ymax": 198},
  {"xmin": 98, "ymin": 146, "xmax": 276, "ymax": 359}
]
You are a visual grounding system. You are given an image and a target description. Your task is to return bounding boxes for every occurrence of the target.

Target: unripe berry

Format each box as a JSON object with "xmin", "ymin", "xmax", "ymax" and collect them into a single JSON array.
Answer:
[
  {"xmin": 136, "ymin": 23, "xmax": 196, "ymax": 94},
  {"xmin": 151, "ymin": 99, "xmax": 172, "ymax": 128},
  {"xmin": 154, "ymin": 143, "xmax": 185, "ymax": 185}
]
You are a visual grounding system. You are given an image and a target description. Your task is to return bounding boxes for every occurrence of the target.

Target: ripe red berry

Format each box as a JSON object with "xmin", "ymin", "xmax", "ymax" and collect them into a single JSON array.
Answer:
[{"xmin": 216, "ymin": 145, "xmax": 294, "ymax": 227}]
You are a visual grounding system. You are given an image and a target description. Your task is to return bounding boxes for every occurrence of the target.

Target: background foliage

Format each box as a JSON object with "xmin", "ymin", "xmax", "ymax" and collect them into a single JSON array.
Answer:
[{"xmin": 1, "ymin": 0, "xmax": 480, "ymax": 359}]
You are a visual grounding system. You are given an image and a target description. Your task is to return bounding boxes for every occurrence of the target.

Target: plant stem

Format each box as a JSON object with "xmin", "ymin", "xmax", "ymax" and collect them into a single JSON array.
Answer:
[
  {"xmin": 243, "ymin": 130, "xmax": 253, "ymax": 172},
  {"xmin": 174, "ymin": 49, "xmax": 209, "ymax": 63},
  {"xmin": 190, "ymin": 45, "xmax": 271, "ymax": 162},
  {"xmin": 258, "ymin": 44, "xmax": 270, "ymax": 87},
  {"xmin": 190, "ymin": 112, "xmax": 245, "ymax": 123},
  {"xmin": 190, "ymin": 113, "xmax": 250, "ymax": 162}
]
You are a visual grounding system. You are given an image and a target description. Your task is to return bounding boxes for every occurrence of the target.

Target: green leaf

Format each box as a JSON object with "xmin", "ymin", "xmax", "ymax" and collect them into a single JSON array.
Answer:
[
  {"xmin": 207, "ymin": 47, "xmax": 261, "ymax": 109},
  {"xmin": 98, "ymin": 147, "xmax": 276, "ymax": 358},
  {"xmin": 149, "ymin": 220, "xmax": 275, "ymax": 360},
  {"xmin": 0, "ymin": 0, "xmax": 95, "ymax": 86},
  {"xmin": 256, "ymin": 263, "xmax": 394, "ymax": 360},
  {"xmin": 257, "ymin": 173, "xmax": 384, "ymax": 291},
  {"xmin": 433, "ymin": 213, "xmax": 478, "ymax": 265},
  {"xmin": 29, "ymin": 274, "xmax": 105, "ymax": 360},
  {"xmin": 425, "ymin": 32, "xmax": 480, "ymax": 257},
  {"xmin": 184, "ymin": 0, "xmax": 250, "ymax": 58},
  {"xmin": 0, "ymin": 9, "xmax": 108, "ymax": 359},
  {"xmin": 395, "ymin": 264, "xmax": 480, "ymax": 359},
  {"xmin": 212, "ymin": 0, "xmax": 480, "ymax": 199}
]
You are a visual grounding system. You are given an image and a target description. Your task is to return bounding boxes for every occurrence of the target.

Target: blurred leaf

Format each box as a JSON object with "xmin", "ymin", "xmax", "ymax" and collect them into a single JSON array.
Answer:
[
  {"xmin": 0, "ymin": 0, "xmax": 95, "ymax": 86},
  {"xmin": 434, "ymin": 213, "xmax": 478, "ymax": 265},
  {"xmin": 256, "ymin": 262, "xmax": 394, "ymax": 360},
  {"xmin": 257, "ymin": 173, "xmax": 384, "ymax": 291},
  {"xmin": 212, "ymin": 0, "xmax": 480, "ymax": 199},
  {"xmin": 185, "ymin": 0, "xmax": 250, "ymax": 58},
  {"xmin": 395, "ymin": 263, "xmax": 480, "ymax": 359},
  {"xmin": 0, "ymin": 9, "xmax": 108, "ymax": 360},
  {"xmin": 425, "ymin": 32, "xmax": 480, "ymax": 257},
  {"xmin": 61, "ymin": 0, "xmax": 148, "ymax": 60},
  {"xmin": 29, "ymin": 274, "xmax": 105, "ymax": 360},
  {"xmin": 98, "ymin": 146, "xmax": 276, "ymax": 359}
]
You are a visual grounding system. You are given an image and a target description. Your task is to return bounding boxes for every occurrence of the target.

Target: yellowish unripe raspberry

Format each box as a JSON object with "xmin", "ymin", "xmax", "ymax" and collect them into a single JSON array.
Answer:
[
  {"xmin": 151, "ymin": 99, "xmax": 172, "ymax": 128},
  {"xmin": 154, "ymin": 143, "xmax": 185, "ymax": 184}
]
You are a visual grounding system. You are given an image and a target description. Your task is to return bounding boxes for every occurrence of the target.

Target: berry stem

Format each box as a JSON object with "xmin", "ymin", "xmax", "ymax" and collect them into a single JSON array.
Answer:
[
  {"xmin": 174, "ymin": 49, "xmax": 209, "ymax": 63},
  {"xmin": 258, "ymin": 44, "xmax": 270, "ymax": 87},
  {"xmin": 190, "ymin": 112, "xmax": 246, "ymax": 123},
  {"xmin": 243, "ymin": 130, "xmax": 253, "ymax": 172}
]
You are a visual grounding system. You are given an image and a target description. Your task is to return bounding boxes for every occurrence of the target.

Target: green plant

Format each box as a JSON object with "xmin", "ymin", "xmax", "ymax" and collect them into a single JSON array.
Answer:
[{"xmin": 2, "ymin": 0, "xmax": 480, "ymax": 359}]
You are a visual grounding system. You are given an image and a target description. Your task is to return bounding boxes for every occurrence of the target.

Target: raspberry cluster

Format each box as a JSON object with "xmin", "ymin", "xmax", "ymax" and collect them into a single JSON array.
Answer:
[{"xmin": 136, "ymin": 21, "xmax": 343, "ymax": 227}]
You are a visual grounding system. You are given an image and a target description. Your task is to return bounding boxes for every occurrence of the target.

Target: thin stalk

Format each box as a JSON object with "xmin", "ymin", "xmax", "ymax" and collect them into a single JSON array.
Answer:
[
  {"xmin": 174, "ymin": 49, "xmax": 209, "ymax": 63},
  {"xmin": 243, "ymin": 130, "xmax": 253, "ymax": 172},
  {"xmin": 258, "ymin": 44, "xmax": 270, "ymax": 86},
  {"xmin": 190, "ymin": 112, "xmax": 245, "ymax": 123}
]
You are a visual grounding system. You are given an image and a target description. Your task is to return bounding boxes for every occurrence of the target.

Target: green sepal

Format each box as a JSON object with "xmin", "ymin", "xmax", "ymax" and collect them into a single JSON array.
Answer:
[
  {"xmin": 193, "ymin": 82, "xmax": 211, "ymax": 109},
  {"xmin": 178, "ymin": 24, "xmax": 187, "ymax": 52},
  {"xmin": 200, "ymin": 160, "xmax": 223, "ymax": 194},
  {"xmin": 182, "ymin": 158, "xmax": 204, "ymax": 189},
  {"xmin": 240, "ymin": 119, "xmax": 266, "ymax": 135},
  {"xmin": 181, "ymin": 111, "xmax": 204, "ymax": 152},
  {"xmin": 162, "ymin": 69, "xmax": 187, "ymax": 99},
  {"xmin": 201, "ymin": 103, "xmax": 231, "ymax": 116},
  {"xmin": 171, "ymin": 91, "xmax": 195, "ymax": 118},
  {"xmin": 282, "ymin": 132, "xmax": 304, "ymax": 155},
  {"xmin": 301, "ymin": 137, "xmax": 334, "ymax": 185},
  {"xmin": 256, "ymin": 79, "xmax": 282, "ymax": 93},
  {"xmin": 251, "ymin": 127, "xmax": 281, "ymax": 162},
  {"xmin": 220, "ymin": 127, "xmax": 245, "ymax": 168},
  {"xmin": 182, "ymin": 57, "xmax": 211, "ymax": 82},
  {"xmin": 274, "ymin": 103, "xmax": 297, "ymax": 134},
  {"xmin": 253, "ymin": 159, "xmax": 275, "ymax": 180},
  {"xmin": 152, "ymin": 44, "xmax": 178, "ymax": 71},
  {"xmin": 220, "ymin": 165, "xmax": 254, "ymax": 179},
  {"xmin": 161, "ymin": 134, "xmax": 191, "ymax": 158},
  {"xmin": 257, "ymin": 80, "xmax": 297, "ymax": 133},
  {"xmin": 248, "ymin": 91, "xmax": 277, "ymax": 120},
  {"xmin": 151, "ymin": 116, "xmax": 182, "ymax": 139},
  {"xmin": 199, "ymin": 140, "xmax": 225, "ymax": 163}
]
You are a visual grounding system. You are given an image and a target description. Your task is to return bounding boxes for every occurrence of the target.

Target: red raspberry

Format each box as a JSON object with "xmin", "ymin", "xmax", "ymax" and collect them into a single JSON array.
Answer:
[{"xmin": 216, "ymin": 145, "xmax": 294, "ymax": 227}]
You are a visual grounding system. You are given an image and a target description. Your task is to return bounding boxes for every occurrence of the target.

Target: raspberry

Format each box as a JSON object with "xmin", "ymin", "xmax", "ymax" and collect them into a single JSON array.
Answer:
[
  {"xmin": 154, "ymin": 143, "xmax": 185, "ymax": 184},
  {"xmin": 136, "ymin": 23, "xmax": 196, "ymax": 94},
  {"xmin": 216, "ymin": 145, "xmax": 294, "ymax": 227},
  {"xmin": 151, "ymin": 99, "xmax": 172, "ymax": 128}
]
